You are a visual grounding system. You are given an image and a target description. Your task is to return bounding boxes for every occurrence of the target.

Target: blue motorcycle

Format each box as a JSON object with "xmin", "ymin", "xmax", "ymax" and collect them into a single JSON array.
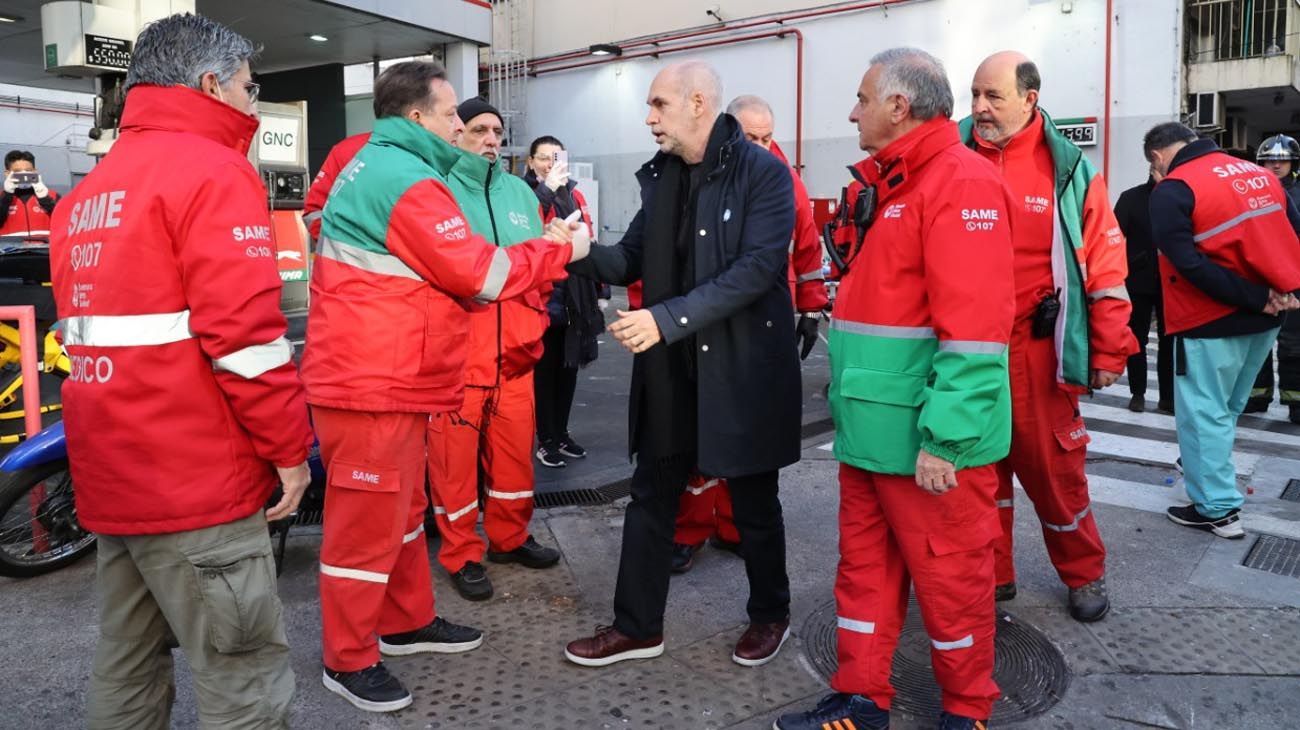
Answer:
[{"xmin": 0, "ymin": 422, "xmax": 327, "ymax": 578}]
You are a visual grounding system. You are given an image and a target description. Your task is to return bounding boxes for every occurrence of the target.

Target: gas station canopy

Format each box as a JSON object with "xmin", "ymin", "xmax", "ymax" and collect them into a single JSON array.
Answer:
[{"xmin": 0, "ymin": 0, "xmax": 491, "ymax": 92}]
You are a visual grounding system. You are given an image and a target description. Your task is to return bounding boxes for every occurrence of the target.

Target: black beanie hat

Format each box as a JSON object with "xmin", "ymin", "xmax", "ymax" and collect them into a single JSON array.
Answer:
[{"xmin": 457, "ymin": 97, "xmax": 504, "ymax": 127}]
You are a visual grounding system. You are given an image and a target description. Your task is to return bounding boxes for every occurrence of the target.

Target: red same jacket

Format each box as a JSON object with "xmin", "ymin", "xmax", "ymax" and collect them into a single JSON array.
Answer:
[
  {"xmin": 303, "ymin": 132, "xmax": 370, "ymax": 240},
  {"xmin": 50, "ymin": 86, "xmax": 314, "ymax": 535}
]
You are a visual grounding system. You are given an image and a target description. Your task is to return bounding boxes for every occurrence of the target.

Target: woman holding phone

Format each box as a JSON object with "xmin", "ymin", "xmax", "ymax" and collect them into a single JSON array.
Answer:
[
  {"xmin": 0, "ymin": 150, "xmax": 59, "ymax": 240},
  {"xmin": 524, "ymin": 135, "xmax": 608, "ymax": 468}
]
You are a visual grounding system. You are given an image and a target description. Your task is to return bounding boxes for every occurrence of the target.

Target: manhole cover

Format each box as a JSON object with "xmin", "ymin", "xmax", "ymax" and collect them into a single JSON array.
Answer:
[
  {"xmin": 801, "ymin": 598, "xmax": 1069, "ymax": 723},
  {"xmin": 1242, "ymin": 534, "xmax": 1300, "ymax": 578}
]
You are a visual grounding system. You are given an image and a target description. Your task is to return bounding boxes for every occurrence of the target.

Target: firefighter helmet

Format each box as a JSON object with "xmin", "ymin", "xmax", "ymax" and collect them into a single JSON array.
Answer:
[{"xmin": 1255, "ymin": 134, "xmax": 1300, "ymax": 163}]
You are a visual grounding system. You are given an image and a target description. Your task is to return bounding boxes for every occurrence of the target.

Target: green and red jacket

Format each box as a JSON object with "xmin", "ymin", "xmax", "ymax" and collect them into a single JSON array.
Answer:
[
  {"xmin": 444, "ymin": 150, "xmax": 551, "ymax": 385},
  {"xmin": 959, "ymin": 109, "xmax": 1137, "ymax": 388},
  {"xmin": 301, "ymin": 116, "xmax": 573, "ymax": 413},
  {"xmin": 829, "ymin": 119, "xmax": 1015, "ymax": 475}
]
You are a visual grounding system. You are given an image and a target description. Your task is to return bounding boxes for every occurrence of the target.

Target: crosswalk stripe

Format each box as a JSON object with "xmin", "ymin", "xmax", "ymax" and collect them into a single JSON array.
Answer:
[
  {"xmin": 1079, "ymin": 401, "xmax": 1300, "ymax": 448},
  {"xmin": 1086, "ymin": 430, "xmax": 1259, "ymax": 476}
]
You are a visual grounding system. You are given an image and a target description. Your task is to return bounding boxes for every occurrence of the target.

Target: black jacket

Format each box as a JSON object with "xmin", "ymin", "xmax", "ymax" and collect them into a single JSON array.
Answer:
[
  {"xmin": 1115, "ymin": 178, "xmax": 1160, "ymax": 297},
  {"xmin": 569, "ymin": 113, "xmax": 800, "ymax": 477}
]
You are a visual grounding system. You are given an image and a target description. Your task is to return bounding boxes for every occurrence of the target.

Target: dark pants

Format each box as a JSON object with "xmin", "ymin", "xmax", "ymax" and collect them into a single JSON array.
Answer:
[
  {"xmin": 534, "ymin": 324, "xmax": 579, "ymax": 446},
  {"xmin": 1250, "ymin": 312, "xmax": 1300, "ymax": 404},
  {"xmin": 1126, "ymin": 288, "xmax": 1173, "ymax": 403},
  {"xmin": 612, "ymin": 458, "xmax": 790, "ymax": 639}
]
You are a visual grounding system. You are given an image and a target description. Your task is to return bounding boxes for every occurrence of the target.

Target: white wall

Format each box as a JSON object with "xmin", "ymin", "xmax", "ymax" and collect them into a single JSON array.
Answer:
[
  {"xmin": 0, "ymin": 83, "xmax": 97, "ymax": 193},
  {"xmin": 517, "ymin": 0, "xmax": 1183, "ymax": 236}
]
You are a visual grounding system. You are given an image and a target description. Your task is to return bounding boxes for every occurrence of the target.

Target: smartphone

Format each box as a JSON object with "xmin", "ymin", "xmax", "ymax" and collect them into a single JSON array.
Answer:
[
  {"xmin": 11, "ymin": 172, "xmax": 37, "ymax": 187},
  {"xmin": 554, "ymin": 149, "xmax": 568, "ymax": 167}
]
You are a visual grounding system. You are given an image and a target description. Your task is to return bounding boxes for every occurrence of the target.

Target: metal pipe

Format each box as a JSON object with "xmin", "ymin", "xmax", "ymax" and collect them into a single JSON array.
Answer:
[
  {"xmin": 532, "ymin": 29, "xmax": 806, "ymax": 172},
  {"xmin": 1104, "ymin": 0, "xmax": 1114, "ymax": 184}
]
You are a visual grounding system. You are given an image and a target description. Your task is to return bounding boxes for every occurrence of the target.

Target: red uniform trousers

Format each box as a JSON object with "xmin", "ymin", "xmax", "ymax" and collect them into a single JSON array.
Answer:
[
  {"xmin": 427, "ymin": 372, "xmax": 536, "ymax": 574},
  {"xmin": 993, "ymin": 320, "xmax": 1105, "ymax": 588},
  {"xmin": 314, "ymin": 407, "xmax": 436, "ymax": 672},
  {"xmin": 672, "ymin": 475, "xmax": 741, "ymax": 546},
  {"xmin": 831, "ymin": 463, "xmax": 1001, "ymax": 719}
]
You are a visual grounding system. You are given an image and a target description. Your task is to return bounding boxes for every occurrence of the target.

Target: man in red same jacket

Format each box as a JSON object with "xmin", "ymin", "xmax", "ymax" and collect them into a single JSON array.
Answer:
[
  {"xmin": 965, "ymin": 51, "xmax": 1137, "ymax": 622},
  {"xmin": 51, "ymin": 14, "xmax": 313, "ymax": 727},
  {"xmin": 669, "ymin": 94, "xmax": 828, "ymax": 574},
  {"xmin": 302, "ymin": 132, "xmax": 370, "ymax": 241}
]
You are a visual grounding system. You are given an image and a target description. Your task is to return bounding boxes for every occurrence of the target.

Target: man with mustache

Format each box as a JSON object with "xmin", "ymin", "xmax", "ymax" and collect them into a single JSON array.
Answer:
[{"xmin": 960, "ymin": 51, "xmax": 1137, "ymax": 622}]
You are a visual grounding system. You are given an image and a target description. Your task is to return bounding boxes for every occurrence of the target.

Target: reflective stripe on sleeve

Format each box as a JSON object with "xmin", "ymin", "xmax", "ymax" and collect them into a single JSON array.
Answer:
[
  {"xmin": 61, "ymin": 311, "xmax": 193, "ymax": 347},
  {"xmin": 213, "ymin": 336, "xmax": 292, "ymax": 378},
  {"xmin": 1087, "ymin": 286, "xmax": 1131, "ymax": 303},
  {"xmin": 317, "ymin": 235, "xmax": 422, "ymax": 281},
  {"xmin": 796, "ymin": 269, "xmax": 825, "ymax": 283},
  {"xmin": 475, "ymin": 248, "xmax": 513, "ymax": 303},
  {"xmin": 302, "ymin": 211, "xmax": 323, "ymax": 225}
]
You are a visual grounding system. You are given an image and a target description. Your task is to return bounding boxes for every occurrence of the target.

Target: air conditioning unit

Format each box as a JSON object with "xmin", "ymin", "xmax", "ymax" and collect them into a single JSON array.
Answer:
[
  {"xmin": 570, "ymin": 161, "xmax": 595, "ymax": 180},
  {"xmin": 1190, "ymin": 92, "xmax": 1223, "ymax": 129}
]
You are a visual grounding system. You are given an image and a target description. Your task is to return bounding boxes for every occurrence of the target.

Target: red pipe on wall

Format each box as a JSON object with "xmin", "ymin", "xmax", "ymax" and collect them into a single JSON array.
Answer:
[
  {"xmin": 1103, "ymin": 0, "xmax": 1114, "ymax": 183},
  {"xmin": 532, "ymin": 29, "xmax": 806, "ymax": 173}
]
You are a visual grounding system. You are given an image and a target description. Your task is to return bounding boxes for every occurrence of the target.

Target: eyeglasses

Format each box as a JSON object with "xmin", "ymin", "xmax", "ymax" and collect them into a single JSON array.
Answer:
[
  {"xmin": 821, "ymin": 183, "xmax": 877, "ymax": 276},
  {"xmin": 244, "ymin": 81, "xmax": 261, "ymax": 103}
]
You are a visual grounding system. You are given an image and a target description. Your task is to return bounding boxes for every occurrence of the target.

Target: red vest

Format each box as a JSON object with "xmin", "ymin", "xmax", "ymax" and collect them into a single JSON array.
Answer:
[
  {"xmin": 1160, "ymin": 152, "xmax": 1300, "ymax": 333},
  {"xmin": 0, "ymin": 190, "xmax": 57, "ymax": 237}
]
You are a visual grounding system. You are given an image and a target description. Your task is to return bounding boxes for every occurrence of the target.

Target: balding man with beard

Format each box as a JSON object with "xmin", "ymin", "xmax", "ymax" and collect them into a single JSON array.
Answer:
[
  {"xmin": 959, "ymin": 51, "xmax": 1137, "ymax": 622},
  {"xmin": 559, "ymin": 60, "xmax": 800, "ymax": 670}
]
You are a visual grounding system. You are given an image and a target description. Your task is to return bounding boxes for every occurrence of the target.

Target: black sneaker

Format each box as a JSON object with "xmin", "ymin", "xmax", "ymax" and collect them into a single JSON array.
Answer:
[
  {"xmin": 994, "ymin": 581, "xmax": 1017, "ymax": 602},
  {"xmin": 323, "ymin": 662, "xmax": 411, "ymax": 713},
  {"xmin": 450, "ymin": 560, "xmax": 494, "ymax": 601},
  {"xmin": 487, "ymin": 535, "xmax": 561, "ymax": 568},
  {"xmin": 671, "ymin": 542, "xmax": 701, "ymax": 574},
  {"xmin": 557, "ymin": 435, "xmax": 587, "ymax": 459},
  {"xmin": 1242, "ymin": 398, "xmax": 1270, "ymax": 414},
  {"xmin": 1068, "ymin": 576, "xmax": 1110, "ymax": 623},
  {"xmin": 1167, "ymin": 504, "xmax": 1245, "ymax": 539},
  {"xmin": 1127, "ymin": 394, "xmax": 1145, "ymax": 412},
  {"xmin": 380, "ymin": 616, "xmax": 483, "ymax": 656},
  {"xmin": 535, "ymin": 445, "xmax": 566, "ymax": 468},
  {"xmin": 938, "ymin": 711, "xmax": 990, "ymax": 730},
  {"xmin": 1157, "ymin": 399, "xmax": 1175, "ymax": 415},
  {"xmin": 774, "ymin": 692, "xmax": 890, "ymax": 730}
]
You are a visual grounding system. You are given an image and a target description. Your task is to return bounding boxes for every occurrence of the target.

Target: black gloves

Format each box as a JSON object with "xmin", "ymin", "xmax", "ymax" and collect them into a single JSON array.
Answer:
[{"xmin": 795, "ymin": 313, "xmax": 820, "ymax": 360}]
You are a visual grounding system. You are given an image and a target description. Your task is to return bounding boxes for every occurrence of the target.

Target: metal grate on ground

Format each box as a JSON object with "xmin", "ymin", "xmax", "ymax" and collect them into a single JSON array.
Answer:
[
  {"xmin": 1280, "ymin": 479, "xmax": 1300, "ymax": 502},
  {"xmin": 1242, "ymin": 534, "xmax": 1300, "ymax": 579},
  {"xmin": 801, "ymin": 598, "xmax": 1070, "ymax": 723}
]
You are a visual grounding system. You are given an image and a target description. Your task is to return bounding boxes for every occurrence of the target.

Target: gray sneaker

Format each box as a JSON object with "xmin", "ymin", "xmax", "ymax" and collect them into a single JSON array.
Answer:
[{"xmin": 1068, "ymin": 576, "xmax": 1110, "ymax": 623}]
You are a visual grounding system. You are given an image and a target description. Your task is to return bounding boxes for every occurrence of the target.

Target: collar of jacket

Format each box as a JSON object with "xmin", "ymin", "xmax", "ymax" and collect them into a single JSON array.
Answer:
[
  {"xmin": 1167, "ymin": 137, "xmax": 1221, "ymax": 175},
  {"xmin": 119, "ymin": 85, "xmax": 260, "ymax": 155},
  {"xmin": 958, "ymin": 108, "xmax": 1081, "ymax": 197},
  {"xmin": 370, "ymin": 116, "xmax": 462, "ymax": 177},
  {"xmin": 854, "ymin": 117, "xmax": 958, "ymax": 194},
  {"xmin": 637, "ymin": 112, "xmax": 744, "ymax": 181},
  {"xmin": 449, "ymin": 148, "xmax": 506, "ymax": 188},
  {"xmin": 970, "ymin": 107, "xmax": 1046, "ymax": 162}
]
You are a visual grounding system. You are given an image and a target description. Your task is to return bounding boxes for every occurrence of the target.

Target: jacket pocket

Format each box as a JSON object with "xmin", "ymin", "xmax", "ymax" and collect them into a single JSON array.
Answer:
[
  {"xmin": 325, "ymin": 460, "xmax": 403, "ymax": 557},
  {"xmin": 1052, "ymin": 419, "xmax": 1090, "ymax": 452},
  {"xmin": 831, "ymin": 367, "xmax": 926, "ymax": 468},
  {"xmin": 183, "ymin": 534, "xmax": 281, "ymax": 655}
]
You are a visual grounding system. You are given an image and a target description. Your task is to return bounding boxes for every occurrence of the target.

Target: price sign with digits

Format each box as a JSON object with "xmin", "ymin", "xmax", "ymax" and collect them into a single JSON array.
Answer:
[
  {"xmin": 84, "ymin": 35, "xmax": 132, "ymax": 70},
  {"xmin": 1055, "ymin": 119, "xmax": 1098, "ymax": 147}
]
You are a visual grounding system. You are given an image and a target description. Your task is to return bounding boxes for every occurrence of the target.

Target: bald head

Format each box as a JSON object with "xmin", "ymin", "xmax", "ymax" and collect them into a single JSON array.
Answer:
[
  {"xmin": 970, "ymin": 50, "xmax": 1041, "ymax": 147},
  {"xmin": 645, "ymin": 60, "xmax": 724, "ymax": 164}
]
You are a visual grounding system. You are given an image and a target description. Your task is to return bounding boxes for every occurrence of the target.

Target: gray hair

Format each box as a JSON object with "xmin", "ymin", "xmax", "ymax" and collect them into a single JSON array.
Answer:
[
  {"xmin": 869, "ymin": 47, "xmax": 954, "ymax": 121},
  {"xmin": 726, "ymin": 94, "xmax": 773, "ymax": 119},
  {"xmin": 1143, "ymin": 122, "xmax": 1198, "ymax": 161},
  {"xmin": 125, "ymin": 13, "xmax": 258, "ymax": 92},
  {"xmin": 672, "ymin": 60, "xmax": 724, "ymax": 113}
]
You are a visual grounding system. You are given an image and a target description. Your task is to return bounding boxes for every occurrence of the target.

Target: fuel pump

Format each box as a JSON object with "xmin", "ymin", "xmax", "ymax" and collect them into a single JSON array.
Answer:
[{"xmin": 250, "ymin": 101, "xmax": 311, "ymax": 313}]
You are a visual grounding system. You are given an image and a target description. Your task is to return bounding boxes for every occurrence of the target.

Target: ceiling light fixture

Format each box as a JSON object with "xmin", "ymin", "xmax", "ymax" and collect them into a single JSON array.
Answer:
[
  {"xmin": 589, "ymin": 43, "xmax": 622, "ymax": 57},
  {"xmin": 309, "ymin": 34, "xmax": 329, "ymax": 42}
]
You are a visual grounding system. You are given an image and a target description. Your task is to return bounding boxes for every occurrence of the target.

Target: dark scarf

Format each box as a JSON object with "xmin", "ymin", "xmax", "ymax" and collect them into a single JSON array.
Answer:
[{"xmin": 635, "ymin": 154, "xmax": 700, "ymax": 466}]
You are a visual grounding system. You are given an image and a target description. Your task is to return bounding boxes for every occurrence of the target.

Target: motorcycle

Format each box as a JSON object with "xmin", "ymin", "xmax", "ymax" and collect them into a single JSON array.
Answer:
[{"xmin": 0, "ymin": 422, "xmax": 327, "ymax": 578}]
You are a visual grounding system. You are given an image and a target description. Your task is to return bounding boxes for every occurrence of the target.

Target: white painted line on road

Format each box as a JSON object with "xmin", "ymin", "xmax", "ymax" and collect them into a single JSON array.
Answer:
[
  {"xmin": 818, "ymin": 440, "xmax": 833, "ymax": 451},
  {"xmin": 1079, "ymin": 401, "xmax": 1300, "ymax": 448},
  {"xmin": 1086, "ymin": 430, "xmax": 1260, "ymax": 476},
  {"xmin": 1081, "ymin": 474, "xmax": 1300, "ymax": 542}
]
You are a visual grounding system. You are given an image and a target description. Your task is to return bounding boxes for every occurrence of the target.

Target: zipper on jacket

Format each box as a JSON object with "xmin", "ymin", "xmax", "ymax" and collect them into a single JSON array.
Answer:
[{"xmin": 484, "ymin": 164, "xmax": 504, "ymax": 392}]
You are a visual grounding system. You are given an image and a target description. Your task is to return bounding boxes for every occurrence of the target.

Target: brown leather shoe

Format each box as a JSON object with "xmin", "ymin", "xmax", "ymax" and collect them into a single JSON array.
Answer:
[
  {"xmin": 564, "ymin": 625, "xmax": 664, "ymax": 667},
  {"xmin": 732, "ymin": 618, "xmax": 790, "ymax": 667}
]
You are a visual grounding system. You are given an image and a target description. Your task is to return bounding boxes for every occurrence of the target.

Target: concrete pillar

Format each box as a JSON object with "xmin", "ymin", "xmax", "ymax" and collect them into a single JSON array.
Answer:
[{"xmin": 445, "ymin": 41, "xmax": 480, "ymax": 101}]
